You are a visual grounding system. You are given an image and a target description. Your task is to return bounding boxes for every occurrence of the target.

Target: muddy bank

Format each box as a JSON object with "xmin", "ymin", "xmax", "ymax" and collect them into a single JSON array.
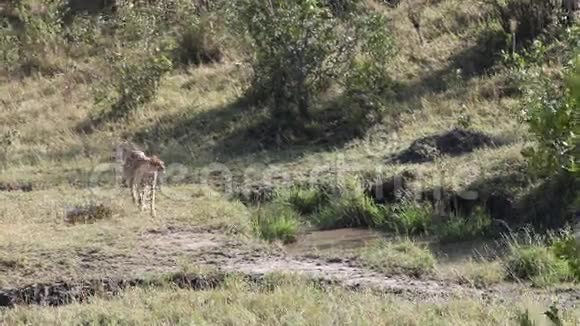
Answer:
[
  {"xmin": 1, "ymin": 229, "xmax": 578, "ymax": 309},
  {"xmin": 0, "ymin": 273, "xmax": 231, "ymax": 308}
]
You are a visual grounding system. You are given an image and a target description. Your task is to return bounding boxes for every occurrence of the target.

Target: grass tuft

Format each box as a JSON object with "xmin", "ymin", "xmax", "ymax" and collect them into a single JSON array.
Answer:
[
  {"xmin": 504, "ymin": 242, "xmax": 573, "ymax": 287},
  {"xmin": 275, "ymin": 186, "xmax": 329, "ymax": 216},
  {"xmin": 435, "ymin": 208, "xmax": 493, "ymax": 243},
  {"xmin": 358, "ymin": 239, "xmax": 436, "ymax": 277},
  {"xmin": 387, "ymin": 201, "xmax": 433, "ymax": 235},
  {"xmin": 253, "ymin": 204, "xmax": 301, "ymax": 244},
  {"xmin": 314, "ymin": 177, "xmax": 387, "ymax": 230}
]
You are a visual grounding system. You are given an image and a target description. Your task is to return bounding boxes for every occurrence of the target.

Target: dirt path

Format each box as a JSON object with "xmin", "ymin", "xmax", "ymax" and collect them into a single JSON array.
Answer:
[{"xmin": 1, "ymin": 228, "xmax": 579, "ymax": 308}]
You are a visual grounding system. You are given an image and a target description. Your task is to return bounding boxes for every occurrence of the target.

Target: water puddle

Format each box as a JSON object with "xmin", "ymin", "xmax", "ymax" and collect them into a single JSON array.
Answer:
[
  {"xmin": 285, "ymin": 228, "xmax": 505, "ymax": 262},
  {"xmin": 286, "ymin": 228, "xmax": 384, "ymax": 255}
]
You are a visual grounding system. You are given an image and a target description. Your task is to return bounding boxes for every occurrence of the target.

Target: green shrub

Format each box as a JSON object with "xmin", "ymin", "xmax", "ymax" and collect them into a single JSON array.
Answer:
[
  {"xmin": 504, "ymin": 243, "xmax": 572, "ymax": 286},
  {"xmin": 551, "ymin": 231, "xmax": 580, "ymax": 280},
  {"xmin": 0, "ymin": 0, "xmax": 67, "ymax": 75},
  {"xmin": 233, "ymin": 0, "xmax": 393, "ymax": 122},
  {"xmin": 518, "ymin": 58, "xmax": 577, "ymax": 176},
  {"xmin": 95, "ymin": 53, "xmax": 173, "ymax": 121},
  {"xmin": 435, "ymin": 208, "xmax": 493, "ymax": 243},
  {"xmin": 275, "ymin": 186, "xmax": 329, "ymax": 216},
  {"xmin": 253, "ymin": 204, "xmax": 300, "ymax": 243},
  {"xmin": 315, "ymin": 178, "xmax": 386, "ymax": 229},
  {"xmin": 358, "ymin": 239, "xmax": 436, "ymax": 277},
  {"xmin": 386, "ymin": 201, "xmax": 433, "ymax": 236}
]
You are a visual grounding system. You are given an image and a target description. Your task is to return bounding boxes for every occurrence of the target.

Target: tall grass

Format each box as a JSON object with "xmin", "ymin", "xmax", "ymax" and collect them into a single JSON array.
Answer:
[
  {"xmin": 358, "ymin": 239, "xmax": 436, "ymax": 277},
  {"xmin": 252, "ymin": 203, "xmax": 301, "ymax": 243},
  {"xmin": 275, "ymin": 185, "xmax": 329, "ymax": 216},
  {"xmin": 435, "ymin": 208, "xmax": 493, "ymax": 243},
  {"xmin": 503, "ymin": 231, "xmax": 576, "ymax": 286},
  {"xmin": 3, "ymin": 274, "xmax": 577, "ymax": 325},
  {"xmin": 314, "ymin": 178, "xmax": 387, "ymax": 230}
]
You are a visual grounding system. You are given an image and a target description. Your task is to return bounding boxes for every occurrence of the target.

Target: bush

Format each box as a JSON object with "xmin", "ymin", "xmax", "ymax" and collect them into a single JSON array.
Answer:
[
  {"xmin": 551, "ymin": 231, "xmax": 580, "ymax": 280},
  {"xmin": 0, "ymin": 0, "xmax": 67, "ymax": 75},
  {"xmin": 386, "ymin": 201, "xmax": 433, "ymax": 236},
  {"xmin": 315, "ymin": 178, "xmax": 387, "ymax": 229},
  {"xmin": 504, "ymin": 243, "xmax": 572, "ymax": 286},
  {"xmin": 275, "ymin": 186, "xmax": 329, "ymax": 216},
  {"xmin": 94, "ymin": 52, "xmax": 172, "ymax": 121},
  {"xmin": 518, "ymin": 55, "xmax": 577, "ymax": 176},
  {"xmin": 253, "ymin": 204, "xmax": 300, "ymax": 244},
  {"xmin": 358, "ymin": 239, "xmax": 436, "ymax": 277},
  {"xmin": 233, "ymin": 0, "xmax": 393, "ymax": 122},
  {"xmin": 435, "ymin": 208, "xmax": 493, "ymax": 243}
]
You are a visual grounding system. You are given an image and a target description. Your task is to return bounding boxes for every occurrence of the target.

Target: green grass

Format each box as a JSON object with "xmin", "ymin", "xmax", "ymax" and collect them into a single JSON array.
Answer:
[
  {"xmin": 253, "ymin": 203, "xmax": 301, "ymax": 244},
  {"xmin": 314, "ymin": 177, "xmax": 387, "ymax": 230},
  {"xmin": 275, "ymin": 186, "xmax": 329, "ymax": 216},
  {"xmin": 358, "ymin": 239, "xmax": 436, "ymax": 277},
  {"xmin": 387, "ymin": 201, "xmax": 433, "ymax": 235},
  {"xmin": 505, "ymin": 243, "xmax": 573, "ymax": 287},
  {"xmin": 2, "ymin": 274, "xmax": 579, "ymax": 326},
  {"xmin": 435, "ymin": 208, "xmax": 494, "ymax": 243}
]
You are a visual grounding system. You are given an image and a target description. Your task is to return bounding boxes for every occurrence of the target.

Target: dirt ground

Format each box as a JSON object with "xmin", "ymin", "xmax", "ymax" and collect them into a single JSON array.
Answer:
[{"xmin": 1, "ymin": 227, "xmax": 578, "ymax": 309}]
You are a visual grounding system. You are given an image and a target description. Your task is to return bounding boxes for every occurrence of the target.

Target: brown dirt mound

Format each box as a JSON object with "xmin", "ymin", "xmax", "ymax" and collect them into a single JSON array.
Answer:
[{"xmin": 387, "ymin": 128, "xmax": 509, "ymax": 164}]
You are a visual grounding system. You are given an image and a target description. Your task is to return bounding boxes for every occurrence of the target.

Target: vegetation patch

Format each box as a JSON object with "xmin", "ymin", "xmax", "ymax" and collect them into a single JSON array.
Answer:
[
  {"xmin": 445, "ymin": 260, "xmax": 505, "ymax": 288},
  {"xmin": 504, "ymin": 241, "xmax": 573, "ymax": 287},
  {"xmin": 314, "ymin": 178, "xmax": 387, "ymax": 230},
  {"xmin": 385, "ymin": 201, "xmax": 433, "ymax": 236},
  {"xmin": 435, "ymin": 208, "xmax": 494, "ymax": 243},
  {"xmin": 275, "ymin": 185, "xmax": 329, "ymax": 216},
  {"xmin": 252, "ymin": 203, "xmax": 300, "ymax": 244},
  {"xmin": 358, "ymin": 239, "xmax": 436, "ymax": 277}
]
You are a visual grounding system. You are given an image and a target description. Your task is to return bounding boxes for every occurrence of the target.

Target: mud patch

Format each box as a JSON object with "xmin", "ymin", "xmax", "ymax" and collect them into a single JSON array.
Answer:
[
  {"xmin": 2, "ymin": 229, "xmax": 578, "ymax": 309},
  {"xmin": 0, "ymin": 273, "xmax": 240, "ymax": 307},
  {"xmin": 0, "ymin": 181, "xmax": 33, "ymax": 192},
  {"xmin": 387, "ymin": 128, "xmax": 509, "ymax": 164}
]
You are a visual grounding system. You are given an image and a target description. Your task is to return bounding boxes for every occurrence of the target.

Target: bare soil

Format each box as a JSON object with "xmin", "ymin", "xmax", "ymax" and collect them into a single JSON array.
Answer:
[{"xmin": 1, "ymin": 228, "xmax": 578, "ymax": 309}]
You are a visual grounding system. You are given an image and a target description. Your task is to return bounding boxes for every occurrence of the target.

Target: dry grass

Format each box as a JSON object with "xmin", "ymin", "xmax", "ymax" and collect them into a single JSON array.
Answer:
[
  {"xmin": 1, "ymin": 274, "xmax": 579, "ymax": 325},
  {"xmin": 0, "ymin": 185, "xmax": 250, "ymax": 287}
]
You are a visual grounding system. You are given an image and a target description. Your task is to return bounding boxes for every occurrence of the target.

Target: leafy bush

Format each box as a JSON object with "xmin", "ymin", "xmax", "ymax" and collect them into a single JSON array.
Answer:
[
  {"xmin": 315, "ymin": 178, "xmax": 387, "ymax": 229},
  {"xmin": 551, "ymin": 231, "xmax": 580, "ymax": 280},
  {"xmin": 518, "ymin": 55, "xmax": 577, "ymax": 176},
  {"xmin": 275, "ymin": 186, "xmax": 329, "ymax": 216},
  {"xmin": 95, "ymin": 53, "xmax": 173, "ymax": 121},
  {"xmin": 435, "ymin": 208, "xmax": 493, "ymax": 243},
  {"xmin": 0, "ymin": 0, "xmax": 67, "ymax": 75},
  {"xmin": 358, "ymin": 239, "xmax": 436, "ymax": 277},
  {"xmin": 233, "ymin": 0, "xmax": 393, "ymax": 122},
  {"xmin": 386, "ymin": 201, "xmax": 433, "ymax": 236},
  {"xmin": 504, "ymin": 243, "xmax": 572, "ymax": 286},
  {"xmin": 253, "ymin": 204, "xmax": 300, "ymax": 243}
]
